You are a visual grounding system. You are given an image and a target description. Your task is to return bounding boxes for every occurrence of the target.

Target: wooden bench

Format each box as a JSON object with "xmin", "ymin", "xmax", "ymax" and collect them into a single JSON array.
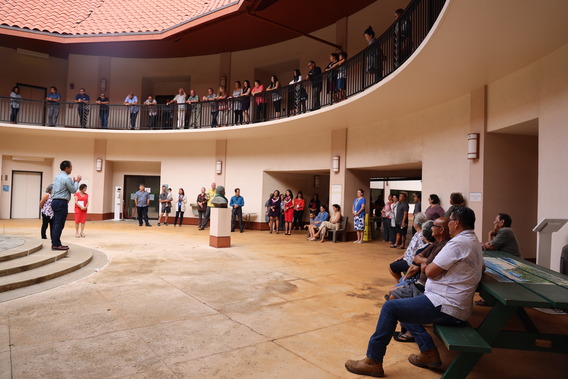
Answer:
[{"xmin": 434, "ymin": 323, "xmax": 492, "ymax": 379}]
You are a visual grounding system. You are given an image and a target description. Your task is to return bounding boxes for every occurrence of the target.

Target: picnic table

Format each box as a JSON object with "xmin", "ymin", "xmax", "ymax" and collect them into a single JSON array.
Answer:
[{"xmin": 436, "ymin": 250, "xmax": 568, "ymax": 378}]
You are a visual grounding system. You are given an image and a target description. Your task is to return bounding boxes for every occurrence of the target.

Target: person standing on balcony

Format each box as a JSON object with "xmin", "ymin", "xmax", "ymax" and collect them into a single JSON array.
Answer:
[
  {"xmin": 252, "ymin": 80, "xmax": 266, "ymax": 123},
  {"xmin": 203, "ymin": 88, "xmax": 218, "ymax": 127},
  {"xmin": 240, "ymin": 80, "xmax": 252, "ymax": 124},
  {"xmin": 9, "ymin": 86, "xmax": 22, "ymax": 124},
  {"xmin": 324, "ymin": 53, "xmax": 339, "ymax": 101},
  {"xmin": 186, "ymin": 90, "xmax": 200, "ymax": 128},
  {"xmin": 74, "ymin": 88, "xmax": 90, "ymax": 128},
  {"xmin": 364, "ymin": 26, "xmax": 382, "ymax": 82},
  {"xmin": 289, "ymin": 69, "xmax": 305, "ymax": 115},
  {"xmin": 335, "ymin": 51, "xmax": 348, "ymax": 101},
  {"xmin": 46, "ymin": 86, "xmax": 61, "ymax": 127},
  {"xmin": 306, "ymin": 60, "xmax": 322, "ymax": 110},
  {"xmin": 266, "ymin": 75, "xmax": 281, "ymax": 118},
  {"xmin": 217, "ymin": 86, "xmax": 228, "ymax": 126},
  {"xmin": 167, "ymin": 88, "xmax": 187, "ymax": 129},
  {"xmin": 143, "ymin": 96, "xmax": 157, "ymax": 129},
  {"xmin": 124, "ymin": 92, "xmax": 139, "ymax": 129},
  {"xmin": 96, "ymin": 93, "xmax": 110, "ymax": 129},
  {"xmin": 394, "ymin": 8, "xmax": 412, "ymax": 68},
  {"xmin": 231, "ymin": 81, "xmax": 243, "ymax": 125}
]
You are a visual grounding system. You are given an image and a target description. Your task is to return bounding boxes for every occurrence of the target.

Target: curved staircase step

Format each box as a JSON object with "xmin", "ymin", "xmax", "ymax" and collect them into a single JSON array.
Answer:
[
  {"xmin": 0, "ymin": 244, "xmax": 67, "ymax": 276},
  {"xmin": 0, "ymin": 244, "xmax": 93, "ymax": 293},
  {"xmin": 0, "ymin": 237, "xmax": 43, "ymax": 262}
]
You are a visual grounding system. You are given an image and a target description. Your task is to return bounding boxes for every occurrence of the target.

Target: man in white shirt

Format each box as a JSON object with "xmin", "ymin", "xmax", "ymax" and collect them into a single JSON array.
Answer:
[
  {"xmin": 345, "ymin": 206, "xmax": 484, "ymax": 377},
  {"xmin": 167, "ymin": 88, "xmax": 187, "ymax": 129}
]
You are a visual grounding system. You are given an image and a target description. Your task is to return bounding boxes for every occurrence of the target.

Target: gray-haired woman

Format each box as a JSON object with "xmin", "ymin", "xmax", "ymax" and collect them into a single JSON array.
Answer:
[
  {"xmin": 388, "ymin": 212, "xmax": 429, "ymax": 283},
  {"xmin": 39, "ymin": 184, "xmax": 54, "ymax": 239}
]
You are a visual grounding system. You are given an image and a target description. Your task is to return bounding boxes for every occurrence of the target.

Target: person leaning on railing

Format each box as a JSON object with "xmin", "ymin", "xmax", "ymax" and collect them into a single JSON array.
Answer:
[
  {"xmin": 10, "ymin": 86, "xmax": 22, "ymax": 124},
  {"xmin": 123, "ymin": 92, "xmax": 139, "ymax": 130},
  {"xmin": 143, "ymin": 96, "xmax": 157, "ymax": 129},
  {"xmin": 240, "ymin": 80, "xmax": 252, "ymax": 124},
  {"xmin": 74, "ymin": 88, "xmax": 90, "ymax": 128},
  {"xmin": 203, "ymin": 88, "xmax": 218, "ymax": 128},
  {"xmin": 46, "ymin": 86, "xmax": 61, "ymax": 127},
  {"xmin": 217, "ymin": 86, "xmax": 228, "ymax": 126},
  {"xmin": 231, "ymin": 81, "xmax": 243, "ymax": 125},
  {"xmin": 186, "ymin": 89, "xmax": 200, "ymax": 129},
  {"xmin": 252, "ymin": 80, "xmax": 266, "ymax": 123},
  {"xmin": 266, "ymin": 75, "xmax": 281, "ymax": 118},
  {"xmin": 96, "ymin": 93, "xmax": 110, "ymax": 129}
]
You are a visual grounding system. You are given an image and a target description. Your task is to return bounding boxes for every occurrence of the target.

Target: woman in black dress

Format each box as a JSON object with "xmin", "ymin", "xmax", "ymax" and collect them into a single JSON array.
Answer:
[{"xmin": 266, "ymin": 190, "xmax": 281, "ymax": 234}]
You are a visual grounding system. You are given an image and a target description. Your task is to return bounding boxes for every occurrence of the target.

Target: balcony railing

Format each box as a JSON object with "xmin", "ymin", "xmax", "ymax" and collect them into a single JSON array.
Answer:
[{"xmin": 0, "ymin": 0, "xmax": 445, "ymax": 130}]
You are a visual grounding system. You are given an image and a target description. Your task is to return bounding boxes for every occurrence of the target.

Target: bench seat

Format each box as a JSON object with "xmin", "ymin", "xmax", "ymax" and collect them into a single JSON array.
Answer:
[{"xmin": 434, "ymin": 323, "xmax": 492, "ymax": 354}]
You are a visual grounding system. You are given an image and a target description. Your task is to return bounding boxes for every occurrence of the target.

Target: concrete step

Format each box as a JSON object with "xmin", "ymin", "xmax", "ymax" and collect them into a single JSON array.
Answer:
[
  {"xmin": 0, "ymin": 237, "xmax": 43, "ymax": 262},
  {"xmin": 0, "ymin": 244, "xmax": 68, "ymax": 276},
  {"xmin": 0, "ymin": 243, "xmax": 93, "ymax": 292}
]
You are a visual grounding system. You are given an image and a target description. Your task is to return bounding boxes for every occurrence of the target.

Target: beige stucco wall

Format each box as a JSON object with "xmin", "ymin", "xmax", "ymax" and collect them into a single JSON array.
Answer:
[
  {"xmin": 484, "ymin": 43, "xmax": 568, "ymax": 269},
  {"xmin": 0, "ymin": 134, "xmax": 95, "ymax": 218}
]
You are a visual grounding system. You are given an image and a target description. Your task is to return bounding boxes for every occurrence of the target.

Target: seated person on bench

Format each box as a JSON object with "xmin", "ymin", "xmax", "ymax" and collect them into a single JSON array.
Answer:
[
  {"xmin": 312, "ymin": 204, "xmax": 341, "ymax": 242},
  {"xmin": 345, "ymin": 207, "xmax": 484, "ymax": 377},
  {"xmin": 387, "ymin": 217, "xmax": 451, "ymax": 343},
  {"xmin": 306, "ymin": 205, "xmax": 329, "ymax": 240},
  {"xmin": 483, "ymin": 212, "xmax": 521, "ymax": 257}
]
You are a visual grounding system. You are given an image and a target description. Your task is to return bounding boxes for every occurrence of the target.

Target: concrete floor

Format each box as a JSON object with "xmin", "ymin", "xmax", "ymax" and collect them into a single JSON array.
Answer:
[{"xmin": 0, "ymin": 219, "xmax": 566, "ymax": 378}]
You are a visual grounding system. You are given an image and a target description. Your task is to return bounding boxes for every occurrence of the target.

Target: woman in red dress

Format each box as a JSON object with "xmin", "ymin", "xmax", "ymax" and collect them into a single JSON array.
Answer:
[
  {"xmin": 74, "ymin": 184, "xmax": 89, "ymax": 237},
  {"xmin": 283, "ymin": 189, "xmax": 295, "ymax": 235}
]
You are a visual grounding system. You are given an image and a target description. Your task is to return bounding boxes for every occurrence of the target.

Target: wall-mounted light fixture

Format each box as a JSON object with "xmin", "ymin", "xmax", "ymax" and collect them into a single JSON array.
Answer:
[
  {"xmin": 467, "ymin": 133, "xmax": 480, "ymax": 159},
  {"xmin": 96, "ymin": 158, "xmax": 103, "ymax": 172},
  {"xmin": 216, "ymin": 160, "xmax": 223, "ymax": 175},
  {"xmin": 314, "ymin": 175, "xmax": 320, "ymax": 189},
  {"xmin": 100, "ymin": 79, "xmax": 107, "ymax": 92},
  {"xmin": 332, "ymin": 156, "xmax": 340, "ymax": 173}
]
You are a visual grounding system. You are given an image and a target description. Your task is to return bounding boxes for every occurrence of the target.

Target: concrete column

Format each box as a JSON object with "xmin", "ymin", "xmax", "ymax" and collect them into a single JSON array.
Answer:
[
  {"xmin": 91, "ymin": 139, "xmax": 107, "ymax": 219},
  {"xmin": 329, "ymin": 129, "xmax": 347, "ymax": 211}
]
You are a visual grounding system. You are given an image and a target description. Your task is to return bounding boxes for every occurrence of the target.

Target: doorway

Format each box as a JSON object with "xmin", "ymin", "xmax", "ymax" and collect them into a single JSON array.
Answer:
[
  {"xmin": 11, "ymin": 171, "xmax": 42, "ymax": 218},
  {"xmin": 16, "ymin": 83, "xmax": 47, "ymax": 125},
  {"xmin": 123, "ymin": 175, "xmax": 161, "ymax": 220}
]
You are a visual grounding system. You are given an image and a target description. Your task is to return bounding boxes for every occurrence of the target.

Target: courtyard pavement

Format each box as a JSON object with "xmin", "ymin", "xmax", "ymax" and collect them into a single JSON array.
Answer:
[{"xmin": 0, "ymin": 219, "xmax": 566, "ymax": 378}]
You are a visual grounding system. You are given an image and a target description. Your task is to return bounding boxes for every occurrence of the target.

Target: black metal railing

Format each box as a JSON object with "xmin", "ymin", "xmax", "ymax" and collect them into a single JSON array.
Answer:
[{"xmin": 0, "ymin": 0, "xmax": 445, "ymax": 130}]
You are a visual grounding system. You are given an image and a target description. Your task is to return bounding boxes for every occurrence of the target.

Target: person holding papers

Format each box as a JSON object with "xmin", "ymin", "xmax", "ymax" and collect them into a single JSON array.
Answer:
[{"xmin": 74, "ymin": 184, "xmax": 89, "ymax": 238}]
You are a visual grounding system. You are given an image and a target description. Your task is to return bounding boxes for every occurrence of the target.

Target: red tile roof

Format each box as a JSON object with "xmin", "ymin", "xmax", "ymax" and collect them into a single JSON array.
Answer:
[{"xmin": 0, "ymin": 0, "xmax": 240, "ymax": 35}]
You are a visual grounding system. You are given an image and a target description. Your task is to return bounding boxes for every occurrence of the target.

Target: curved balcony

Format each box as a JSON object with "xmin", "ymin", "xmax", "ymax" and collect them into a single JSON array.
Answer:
[{"xmin": 0, "ymin": 0, "xmax": 446, "ymax": 133}]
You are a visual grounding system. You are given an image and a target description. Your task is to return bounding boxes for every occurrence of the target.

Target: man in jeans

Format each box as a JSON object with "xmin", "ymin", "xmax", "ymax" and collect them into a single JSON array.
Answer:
[
  {"xmin": 134, "ymin": 184, "xmax": 151, "ymax": 227},
  {"xmin": 230, "ymin": 188, "xmax": 245, "ymax": 233},
  {"xmin": 345, "ymin": 207, "xmax": 484, "ymax": 377},
  {"xmin": 51, "ymin": 160, "xmax": 81, "ymax": 250}
]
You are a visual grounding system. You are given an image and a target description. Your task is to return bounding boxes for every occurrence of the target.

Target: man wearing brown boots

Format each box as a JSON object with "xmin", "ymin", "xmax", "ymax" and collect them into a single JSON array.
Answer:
[{"xmin": 345, "ymin": 206, "xmax": 484, "ymax": 377}]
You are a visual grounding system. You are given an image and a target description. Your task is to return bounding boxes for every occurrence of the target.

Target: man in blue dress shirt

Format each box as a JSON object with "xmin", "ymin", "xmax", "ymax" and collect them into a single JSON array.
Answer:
[
  {"xmin": 230, "ymin": 188, "xmax": 245, "ymax": 233},
  {"xmin": 51, "ymin": 160, "xmax": 81, "ymax": 250}
]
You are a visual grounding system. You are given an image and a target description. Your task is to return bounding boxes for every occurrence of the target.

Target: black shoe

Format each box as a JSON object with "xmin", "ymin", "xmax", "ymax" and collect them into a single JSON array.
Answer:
[
  {"xmin": 240, "ymin": 230, "xmax": 244, "ymax": 233},
  {"xmin": 146, "ymin": 224, "xmax": 152, "ymax": 227},
  {"xmin": 52, "ymin": 245, "xmax": 69, "ymax": 251},
  {"xmin": 157, "ymin": 223, "xmax": 161, "ymax": 226},
  {"xmin": 164, "ymin": 223, "xmax": 168, "ymax": 226}
]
